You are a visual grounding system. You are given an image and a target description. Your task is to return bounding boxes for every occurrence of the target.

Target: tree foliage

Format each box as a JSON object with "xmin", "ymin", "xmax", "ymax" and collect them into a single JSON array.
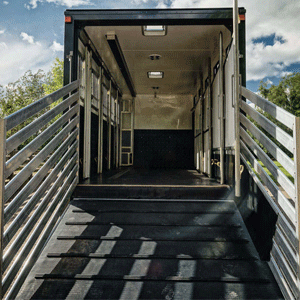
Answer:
[
  {"xmin": 0, "ymin": 58, "xmax": 64, "ymax": 118},
  {"xmin": 259, "ymin": 72, "xmax": 300, "ymax": 117},
  {"xmin": 43, "ymin": 57, "xmax": 64, "ymax": 95},
  {"xmin": 0, "ymin": 70, "xmax": 45, "ymax": 118},
  {"xmin": 255, "ymin": 73, "xmax": 300, "ymax": 159}
]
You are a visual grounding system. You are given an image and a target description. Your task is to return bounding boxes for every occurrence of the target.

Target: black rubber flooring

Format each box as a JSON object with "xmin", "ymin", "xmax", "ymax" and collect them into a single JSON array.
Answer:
[
  {"xmin": 74, "ymin": 169, "xmax": 231, "ymax": 200},
  {"xmin": 16, "ymin": 198, "xmax": 283, "ymax": 299},
  {"xmin": 80, "ymin": 168, "xmax": 222, "ymax": 186}
]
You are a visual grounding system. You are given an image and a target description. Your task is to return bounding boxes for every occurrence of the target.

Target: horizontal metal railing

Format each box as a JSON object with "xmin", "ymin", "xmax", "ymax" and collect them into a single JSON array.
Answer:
[
  {"xmin": 240, "ymin": 86, "xmax": 300, "ymax": 300},
  {"xmin": 0, "ymin": 80, "xmax": 80, "ymax": 299}
]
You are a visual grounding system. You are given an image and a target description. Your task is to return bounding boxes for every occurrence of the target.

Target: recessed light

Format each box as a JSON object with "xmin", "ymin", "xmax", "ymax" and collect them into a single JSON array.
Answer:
[
  {"xmin": 142, "ymin": 25, "xmax": 167, "ymax": 36},
  {"xmin": 148, "ymin": 71, "xmax": 164, "ymax": 79}
]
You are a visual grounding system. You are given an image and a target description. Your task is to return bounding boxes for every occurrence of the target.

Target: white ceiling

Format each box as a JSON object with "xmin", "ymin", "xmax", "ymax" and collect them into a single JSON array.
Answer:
[{"xmin": 85, "ymin": 25, "xmax": 231, "ymax": 96}]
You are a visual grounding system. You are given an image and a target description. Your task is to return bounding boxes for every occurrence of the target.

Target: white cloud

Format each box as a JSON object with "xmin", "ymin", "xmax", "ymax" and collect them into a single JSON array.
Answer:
[
  {"xmin": 266, "ymin": 79, "xmax": 273, "ymax": 85},
  {"xmin": 0, "ymin": 42, "xmax": 8, "ymax": 49},
  {"xmin": 156, "ymin": 0, "xmax": 168, "ymax": 8},
  {"xmin": 3, "ymin": 1, "xmax": 9, "ymax": 5},
  {"xmin": 131, "ymin": 0, "xmax": 149, "ymax": 4},
  {"xmin": 26, "ymin": 0, "xmax": 92, "ymax": 9},
  {"xmin": 0, "ymin": 33, "xmax": 61, "ymax": 86},
  {"xmin": 0, "ymin": 29, "xmax": 5, "ymax": 34},
  {"xmin": 280, "ymin": 71, "xmax": 293, "ymax": 77},
  {"xmin": 50, "ymin": 41, "xmax": 64, "ymax": 52},
  {"xmin": 162, "ymin": 0, "xmax": 300, "ymax": 81},
  {"xmin": 28, "ymin": 0, "xmax": 38, "ymax": 9},
  {"xmin": 20, "ymin": 32, "xmax": 35, "ymax": 44}
]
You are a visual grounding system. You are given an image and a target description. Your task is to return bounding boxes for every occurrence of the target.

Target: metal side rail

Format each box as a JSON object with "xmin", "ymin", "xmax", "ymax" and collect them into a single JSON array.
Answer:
[
  {"xmin": 0, "ymin": 81, "xmax": 80, "ymax": 299},
  {"xmin": 240, "ymin": 86, "xmax": 300, "ymax": 300}
]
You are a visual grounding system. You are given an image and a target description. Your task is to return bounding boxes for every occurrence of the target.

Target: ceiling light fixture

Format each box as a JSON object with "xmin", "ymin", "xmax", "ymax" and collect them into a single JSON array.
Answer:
[
  {"xmin": 142, "ymin": 25, "xmax": 167, "ymax": 36},
  {"xmin": 148, "ymin": 71, "xmax": 164, "ymax": 79}
]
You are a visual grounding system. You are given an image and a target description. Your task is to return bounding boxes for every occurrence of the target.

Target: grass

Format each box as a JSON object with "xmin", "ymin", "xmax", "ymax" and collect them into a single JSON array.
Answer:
[
  {"xmin": 246, "ymin": 158, "xmax": 294, "ymax": 190},
  {"xmin": 259, "ymin": 160, "xmax": 294, "ymax": 184}
]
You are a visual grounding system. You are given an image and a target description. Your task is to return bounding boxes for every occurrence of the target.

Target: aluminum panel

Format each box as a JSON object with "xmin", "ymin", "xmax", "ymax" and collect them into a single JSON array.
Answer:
[
  {"xmin": 224, "ymin": 45, "xmax": 235, "ymax": 148},
  {"xmin": 134, "ymin": 94, "xmax": 193, "ymax": 130},
  {"xmin": 212, "ymin": 75, "xmax": 220, "ymax": 148}
]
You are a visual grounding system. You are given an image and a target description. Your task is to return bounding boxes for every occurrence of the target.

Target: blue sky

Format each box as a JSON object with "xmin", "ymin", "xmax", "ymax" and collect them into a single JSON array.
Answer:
[{"xmin": 1, "ymin": 0, "xmax": 300, "ymax": 92}]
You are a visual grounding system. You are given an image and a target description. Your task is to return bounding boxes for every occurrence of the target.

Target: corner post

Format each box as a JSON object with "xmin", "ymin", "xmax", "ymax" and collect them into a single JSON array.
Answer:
[
  {"xmin": 116, "ymin": 92, "xmax": 120, "ymax": 168},
  {"xmin": 98, "ymin": 68, "xmax": 103, "ymax": 174},
  {"xmin": 294, "ymin": 116, "xmax": 300, "ymax": 297},
  {"xmin": 0, "ymin": 118, "xmax": 6, "ymax": 298},
  {"xmin": 83, "ymin": 46, "xmax": 92, "ymax": 179},
  {"xmin": 108, "ymin": 80, "xmax": 112, "ymax": 170},
  {"xmin": 207, "ymin": 58, "xmax": 212, "ymax": 178},
  {"xmin": 219, "ymin": 31, "xmax": 225, "ymax": 184},
  {"xmin": 233, "ymin": 0, "xmax": 241, "ymax": 197}
]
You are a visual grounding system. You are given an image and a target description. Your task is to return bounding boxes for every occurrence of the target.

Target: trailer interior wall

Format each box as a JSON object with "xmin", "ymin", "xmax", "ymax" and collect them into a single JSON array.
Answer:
[
  {"xmin": 83, "ymin": 24, "xmax": 233, "ymax": 169},
  {"xmin": 191, "ymin": 31, "xmax": 233, "ymax": 178},
  {"xmin": 78, "ymin": 35, "xmax": 122, "ymax": 176},
  {"xmin": 134, "ymin": 94, "xmax": 194, "ymax": 168},
  {"xmin": 67, "ymin": 9, "xmax": 246, "ymax": 175}
]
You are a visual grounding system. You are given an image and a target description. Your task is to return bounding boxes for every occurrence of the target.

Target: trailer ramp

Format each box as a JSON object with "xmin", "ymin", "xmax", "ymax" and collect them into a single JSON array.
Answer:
[{"xmin": 16, "ymin": 182, "xmax": 282, "ymax": 299}]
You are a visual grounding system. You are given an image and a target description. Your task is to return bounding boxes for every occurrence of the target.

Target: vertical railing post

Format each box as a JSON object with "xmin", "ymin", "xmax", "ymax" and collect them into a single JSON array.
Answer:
[
  {"xmin": 0, "ymin": 118, "xmax": 6, "ymax": 298},
  {"xmin": 219, "ymin": 32, "xmax": 225, "ymax": 184},
  {"xmin": 294, "ymin": 116, "xmax": 300, "ymax": 297},
  {"xmin": 200, "ymin": 94, "xmax": 204, "ymax": 173},
  {"xmin": 207, "ymin": 58, "xmax": 212, "ymax": 178},
  {"xmin": 108, "ymin": 80, "xmax": 112, "ymax": 170},
  {"xmin": 83, "ymin": 47, "xmax": 92, "ymax": 179},
  {"xmin": 116, "ymin": 92, "xmax": 119, "ymax": 168},
  {"xmin": 119, "ymin": 98, "xmax": 122, "ymax": 166},
  {"xmin": 97, "ymin": 68, "xmax": 103, "ymax": 174},
  {"xmin": 233, "ymin": 0, "xmax": 241, "ymax": 197},
  {"xmin": 76, "ymin": 91, "xmax": 80, "ymax": 185}
]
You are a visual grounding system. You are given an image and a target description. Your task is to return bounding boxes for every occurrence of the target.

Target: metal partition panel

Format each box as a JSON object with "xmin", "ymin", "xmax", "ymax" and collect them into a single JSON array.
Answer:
[
  {"xmin": 203, "ymin": 88, "xmax": 209, "ymax": 174},
  {"xmin": 0, "ymin": 81, "xmax": 79, "ymax": 298},
  {"xmin": 194, "ymin": 99, "xmax": 201, "ymax": 171},
  {"xmin": 212, "ymin": 76, "xmax": 220, "ymax": 149},
  {"xmin": 224, "ymin": 42, "xmax": 235, "ymax": 148},
  {"xmin": 121, "ymin": 99, "xmax": 134, "ymax": 166}
]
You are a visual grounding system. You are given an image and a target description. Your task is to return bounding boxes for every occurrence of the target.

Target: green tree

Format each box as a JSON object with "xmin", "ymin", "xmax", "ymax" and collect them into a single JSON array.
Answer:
[
  {"xmin": 259, "ymin": 73, "xmax": 300, "ymax": 117},
  {"xmin": 256, "ymin": 73, "xmax": 300, "ymax": 159},
  {"xmin": 43, "ymin": 57, "xmax": 64, "ymax": 95},
  {"xmin": 0, "ymin": 58, "xmax": 64, "ymax": 118},
  {"xmin": 0, "ymin": 58, "xmax": 64, "ymax": 147},
  {"xmin": 0, "ymin": 69, "xmax": 45, "ymax": 118}
]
